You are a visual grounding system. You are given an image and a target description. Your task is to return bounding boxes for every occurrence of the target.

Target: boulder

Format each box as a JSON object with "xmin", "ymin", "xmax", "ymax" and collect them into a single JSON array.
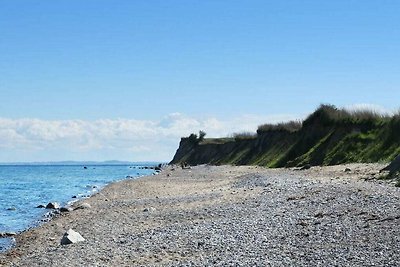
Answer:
[
  {"xmin": 36, "ymin": 204, "xmax": 46, "ymax": 208},
  {"xmin": 60, "ymin": 229, "xmax": 85, "ymax": 245},
  {"xmin": 46, "ymin": 202, "xmax": 60, "ymax": 209}
]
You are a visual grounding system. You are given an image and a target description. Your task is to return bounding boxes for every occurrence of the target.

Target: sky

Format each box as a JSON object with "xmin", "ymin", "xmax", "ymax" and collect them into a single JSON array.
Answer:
[{"xmin": 0, "ymin": 1, "xmax": 399, "ymax": 162}]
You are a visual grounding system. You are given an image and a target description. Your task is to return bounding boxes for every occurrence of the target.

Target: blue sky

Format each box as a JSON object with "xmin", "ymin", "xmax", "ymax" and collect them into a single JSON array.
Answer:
[{"xmin": 0, "ymin": 1, "xmax": 399, "ymax": 161}]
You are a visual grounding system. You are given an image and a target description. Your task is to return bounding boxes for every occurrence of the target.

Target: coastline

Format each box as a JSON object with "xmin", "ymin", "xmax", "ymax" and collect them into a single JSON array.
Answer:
[{"xmin": 1, "ymin": 163, "xmax": 399, "ymax": 266}]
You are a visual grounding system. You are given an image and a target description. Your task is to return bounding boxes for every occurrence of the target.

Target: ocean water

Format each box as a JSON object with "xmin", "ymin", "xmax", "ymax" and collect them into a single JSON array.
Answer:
[{"xmin": 0, "ymin": 164, "xmax": 157, "ymax": 251}]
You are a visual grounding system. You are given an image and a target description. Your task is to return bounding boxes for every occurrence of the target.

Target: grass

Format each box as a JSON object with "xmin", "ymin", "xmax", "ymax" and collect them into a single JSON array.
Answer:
[
  {"xmin": 257, "ymin": 120, "xmax": 302, "ymax": 134},
  {"xmin": 232, "ymin": 132, "xmax": 258, "ymax": 141}
]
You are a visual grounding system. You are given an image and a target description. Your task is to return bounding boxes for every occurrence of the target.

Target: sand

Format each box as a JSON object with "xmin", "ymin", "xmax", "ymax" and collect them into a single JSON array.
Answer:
[{"xmin": 1, "ymin": 164, "xmax": 399, "ymax": 266}]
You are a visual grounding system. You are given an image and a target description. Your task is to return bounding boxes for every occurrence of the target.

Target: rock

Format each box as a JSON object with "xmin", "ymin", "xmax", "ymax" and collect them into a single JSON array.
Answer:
[
  {"xmin": 7, "ymin": 207, "xmax": 16, "ymax": 211},
  {"xmin": 345, "ymin": 168, "xmax": 351, "ymax": 172},
  {"xmin": 83, "ymin": 166, "xmax": 87, "ymax": 169},
  {"xmin": 72, "ymin": 195, "xmax": 77, "ymax": 199},
  {"xmin": 46, "ymin": 202, "xmax": 60, "ymax": 209},
  {"xmin": 60, "ymin": 229, "xmax": 85, "ymax": 245},
  {"xmin": 74, "ymin": 203, "xmax": 91, "ymax": 210},
  {"xmin": 36, "ymin": 204, "xmax": 46, "ymax": 208},
  {"xmin": 0, "ymin": 232, "xmax": 16, "ymax": 237},
  {"xmin": 143, "ymin": 207, "xmax": 156, "ymax": 212},
  {"xmin": 300, "ymin": 164, "xmax": 311, "ymax": 170},
  {"xmin": 60, "ymin": 207, "xmax": 73, "ymax": 212}
]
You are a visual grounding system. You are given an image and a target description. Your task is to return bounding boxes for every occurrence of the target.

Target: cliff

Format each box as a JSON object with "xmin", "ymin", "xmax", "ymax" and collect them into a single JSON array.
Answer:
[{"xmin": 170, "ymin": 104, "xmax": 400, "ymax": 168}]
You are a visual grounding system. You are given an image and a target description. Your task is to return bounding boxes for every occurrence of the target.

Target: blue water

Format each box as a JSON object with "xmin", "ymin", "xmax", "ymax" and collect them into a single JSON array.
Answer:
[{"xmin": 0, "ymin": 164, "xmax": 157, "ymax": 250}]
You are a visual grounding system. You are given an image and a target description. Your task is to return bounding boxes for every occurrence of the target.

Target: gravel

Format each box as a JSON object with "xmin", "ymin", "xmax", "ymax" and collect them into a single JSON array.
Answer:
[{"xmin": 1, "ymin": 164, "xmax": 399, "ymax": 266}]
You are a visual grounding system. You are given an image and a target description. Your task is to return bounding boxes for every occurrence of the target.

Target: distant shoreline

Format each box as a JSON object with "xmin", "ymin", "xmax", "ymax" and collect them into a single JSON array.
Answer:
[{"xmin": 0, "ymin": 161, "xmax": 164, "ymax": 166}]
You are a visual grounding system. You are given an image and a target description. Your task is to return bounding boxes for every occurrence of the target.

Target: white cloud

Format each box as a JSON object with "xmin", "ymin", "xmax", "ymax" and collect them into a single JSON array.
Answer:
[{"xmin": 0, "ymin": 113, "xmax": 299, "ymax": 162}]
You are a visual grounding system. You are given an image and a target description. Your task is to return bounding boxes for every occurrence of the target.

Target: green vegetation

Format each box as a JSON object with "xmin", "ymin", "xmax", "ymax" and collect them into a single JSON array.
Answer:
[
  {"xmin": 257, "ymin": 120, "xmax": 302, "ymax": 134},
  {"xmin": 233, "ymin": 132, "xmax": 258, "ymax": 141},
  {"xmin": 170, "ymin": 104, "xmax": 400, "ymax": 177}
]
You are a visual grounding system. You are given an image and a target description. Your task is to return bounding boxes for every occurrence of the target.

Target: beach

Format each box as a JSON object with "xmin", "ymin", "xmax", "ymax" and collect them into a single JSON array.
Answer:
[{"xmin": 1, "ymin": 164, "xmax": 399, "ymax": 266}]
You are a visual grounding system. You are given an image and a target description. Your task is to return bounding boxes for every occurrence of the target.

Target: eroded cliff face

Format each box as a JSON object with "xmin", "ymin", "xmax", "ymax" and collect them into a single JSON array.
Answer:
[{"xmin": 170, "ymin": 116, "xmax": 400, "ymax": 168}]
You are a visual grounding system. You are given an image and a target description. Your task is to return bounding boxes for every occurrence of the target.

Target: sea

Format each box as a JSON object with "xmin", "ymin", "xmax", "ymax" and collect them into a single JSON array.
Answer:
[{"xmin": 0, "ymin": 163, "xmax": 158, "ymax": 251}]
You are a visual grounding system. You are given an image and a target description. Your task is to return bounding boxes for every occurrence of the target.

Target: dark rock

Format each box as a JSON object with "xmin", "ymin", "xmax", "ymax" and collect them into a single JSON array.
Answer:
[
  {"xmin": 83, "ymin": 166, "xmax": 87, "ymax": 169},
  {"xmin": 60, "ymin": 207, "xmax": 73, "ymax": 212},
  {"xmin": 36, "ymin": 205, "xmax": 46, "ymax": 208},
  {"xmin": 0, "ymin": 232, "xmax": 16, "ymax": 238},
  {"xmin": 72, "ymin": 195, "xmax": 77, "ymax": 199},
  {"xmin": 6, "ymin": 207, "xmax": 16, "ymax": 211},
  {"xmin": 300, "ymin": 164, "xmax": 311, "ymax": 170},
  {"xmin": 74, "ymin": 203, "xmax": 91, "ymax": 210},
  {"xmin": 345, "ymin": 168, "xmax": 351, "ymax": 172},
  {"xmin": 46, "ymin": 202, "xmax": 60, "ymax": 209}
]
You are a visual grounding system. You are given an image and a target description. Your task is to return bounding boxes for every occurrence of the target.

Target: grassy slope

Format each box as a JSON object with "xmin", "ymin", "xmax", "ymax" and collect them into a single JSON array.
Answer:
[{"xmin": 170, "ymin": 105, "xmax": 400, "ymax": 168}]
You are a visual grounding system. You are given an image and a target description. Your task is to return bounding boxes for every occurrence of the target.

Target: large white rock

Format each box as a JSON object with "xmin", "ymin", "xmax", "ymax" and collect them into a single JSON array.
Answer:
[{"xmin": 60, "ymin": 229, "xmax": 85, "ymax": 245}]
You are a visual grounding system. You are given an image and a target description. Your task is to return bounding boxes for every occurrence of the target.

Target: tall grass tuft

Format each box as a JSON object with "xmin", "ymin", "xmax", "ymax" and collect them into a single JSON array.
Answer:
[
  {"xmin": 257, "ymin": 120, "xmax": 302, "ymax": 134},
  {"xmin": 233, "ymin": 132, "xmax": 258, "ymax": 141},
  {"xmin": 303, "ymin": 104, "xmax": 391, "ymax": 127}
]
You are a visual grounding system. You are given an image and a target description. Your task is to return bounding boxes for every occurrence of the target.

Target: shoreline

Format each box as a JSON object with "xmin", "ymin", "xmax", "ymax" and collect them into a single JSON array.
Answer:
[
  {"xmin": 0, "ymin": 164, "xmax": 158, "ymax": 252},
  {"xmin": 1, "ymin": 163, "xmax": 399, "ymax": 266}
]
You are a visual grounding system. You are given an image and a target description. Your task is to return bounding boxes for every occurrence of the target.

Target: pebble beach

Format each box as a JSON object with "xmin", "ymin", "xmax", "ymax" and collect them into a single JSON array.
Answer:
[{"xmin": 1, "ymin": 164, "xmax": 399, "ymax": 266}]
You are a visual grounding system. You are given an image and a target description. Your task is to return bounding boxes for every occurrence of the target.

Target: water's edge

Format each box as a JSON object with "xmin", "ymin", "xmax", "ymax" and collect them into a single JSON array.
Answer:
[{"xmin": 0, "ymin": 164, "xmax": 161, "ymax": 252}]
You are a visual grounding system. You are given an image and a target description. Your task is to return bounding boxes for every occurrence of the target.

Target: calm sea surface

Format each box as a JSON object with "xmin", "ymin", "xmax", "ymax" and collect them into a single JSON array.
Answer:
[{"xmin": 0, "ymin": 164, "xmax": 156, "ymax": 251}]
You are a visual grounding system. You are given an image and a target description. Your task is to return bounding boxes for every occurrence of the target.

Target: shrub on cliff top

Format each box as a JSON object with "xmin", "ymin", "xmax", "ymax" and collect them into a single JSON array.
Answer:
[
  {"xmin": 257, "ymin": 120, "xmax": 302, "ymax": 134},
  {"xmin": 303, "ymin": 104, "xmax": 390, "ymax": 127},
  {"xmin": 233, "ymin": 132, "xmax": 257, "ymax": 141}
]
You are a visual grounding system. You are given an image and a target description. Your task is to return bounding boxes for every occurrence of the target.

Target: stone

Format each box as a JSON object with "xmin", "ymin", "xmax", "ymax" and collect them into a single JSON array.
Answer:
[
  {"xmin": 74, "ymin": 203, "xmax": 91, "ymax": 210},
  {"xmin": 60, "ymin": 207, "xmax": 73, "ymax": 212},
  {"xmin": 60, "ymin": 229, "xmax": 85, "ymax": 245},
  {"xmin": 0, "ymin": 232, "xmax": 16, "ymax": 237},
  {"xmin": 143, "ymin": 207, "xmax": 156, "ymax": 212},
  {"xmin": 345, "ymin": 168, "xmax": 351, "ymax": 172},
  {"xmin": 7, "ymin": 207, "xmax": 16, "ymax": 211},
  {"xmin": 36, "ymin": 205, "xmax": 46, "ymax": 208},
  {"xmin": 300, "ymin": 164, "xmax": 311, "ymax": 170},
  {"xmin": 46, "ymin": 202, "xmax": 60, "ymax": 209}
]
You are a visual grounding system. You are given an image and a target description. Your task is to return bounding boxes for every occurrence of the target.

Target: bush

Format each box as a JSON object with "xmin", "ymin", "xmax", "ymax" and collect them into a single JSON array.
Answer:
[
  {"xmin": 198, "ymin": 130, "xmax": 206, "ymax": 142},
  {"xmin": 257, "ymin": 120, "xmax": 302, "ymax": 134},
  {"xmin": 186, "ymin": 131, "xmax": 207, "ymax": 145},
  {"xmin": 233, "ymin": 132, "xmax": 257, "ymax": 141},
  {"xmin": 303, "ymin": 104, "xmax": 391, "ymax": 127}
]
